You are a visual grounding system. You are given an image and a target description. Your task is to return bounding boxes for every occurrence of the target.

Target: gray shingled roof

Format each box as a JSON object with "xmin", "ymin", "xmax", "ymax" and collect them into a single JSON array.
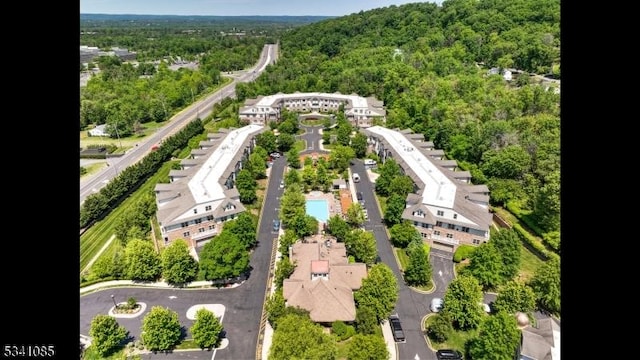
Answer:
[
  {"xmin": 405, "ymin": 193, "xmax": 423, "ymax": 206},
  {"xmin": 365, "ymin": 127, "xmax": 492, "ymax": 233},
  {"xmin": 403, "ymin": 203, "xmax": 436, "ymax": 225}
]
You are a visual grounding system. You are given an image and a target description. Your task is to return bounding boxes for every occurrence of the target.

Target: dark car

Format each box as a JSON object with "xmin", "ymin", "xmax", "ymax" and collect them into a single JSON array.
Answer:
[
  {"xmin": 356, "ymin": 191, "xmax": 364, "ymax": 204},
  {"xmin": 388, "ymin": 315, "xmax": 406, "ymax": 343},
  {"xmin": 436, "ymin": 349, "xmax": 463, "ymax": 360}
]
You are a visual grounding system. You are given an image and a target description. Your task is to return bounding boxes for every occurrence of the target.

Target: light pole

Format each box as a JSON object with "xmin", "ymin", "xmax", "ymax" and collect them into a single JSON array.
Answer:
[
  {"xmin": 113, "ymin": 119, "xmax": 122, "ymax": 149},
  {"xmin": 111, "ymin": 294, "xmax": 118, "ymax": 309}
]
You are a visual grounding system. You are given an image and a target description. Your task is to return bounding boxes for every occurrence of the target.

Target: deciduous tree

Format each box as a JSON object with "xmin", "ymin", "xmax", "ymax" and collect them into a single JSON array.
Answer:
[
  {"xmin": 355, "ymin": 263, "xmax": 399, "ymax": 323},
  {"xmin": 140, "ymin": 306, "xmax": 182, "ymax": 351},
  {"xmin": 161, "ymin": 239, "xmax": 198, "ymax": 285},
  {"xmin": 347, "ymin": 334, "xmax": 389, "ymax": 360},
  {"xmin": 443, "ymin": 275, "xmax": 483, "ymax": 331},
  {"xmin": 190, "ymin": 308, "xmax": 224, "ymax": 349},
  {"xmin": 467, "ymin": 311, "xmax": 520, "ymax": 360},
  {"xmin": 89, "ymin": 314, "xmax": 128, "ymax": 357},
  {"xmin": 529, "ymin": 256, "xmax": 560, "ymax": 315},
  {"xmin": 124, "ymin": 239, "xmax": 161, "ymax": 282},
  {"xmin": 198, "ymin": 232, "xmax": 250, "ymax": 281},
  {"xmin": 269, "ymin": 313, "xmax": 337, "ymax": 360},
  {"xmin": 493, "ymin": 281, "xmax": 536, "ymax": 315}
]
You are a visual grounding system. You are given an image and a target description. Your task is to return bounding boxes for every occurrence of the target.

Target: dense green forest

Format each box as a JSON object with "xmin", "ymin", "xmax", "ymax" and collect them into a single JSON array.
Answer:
[
  {"xmin": 79, "ymin": 16, "xmax": 321, "ymax": 132},
  {"xmin": 237, "ymin": 0, "xmax": 561, "ymax": 249}
]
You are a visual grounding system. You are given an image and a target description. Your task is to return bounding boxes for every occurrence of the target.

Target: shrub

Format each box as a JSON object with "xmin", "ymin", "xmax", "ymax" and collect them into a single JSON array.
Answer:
[
  {"xmin": 332, "ymin": 321, "xmax": 356, "ymax": 341},
  {"xmin": 427, "ymin": 313, "xmax": 453, "ymax": 343},
  {"xmin": 453, "ymin": 244, "xmax": 476, "ymax": 263}
]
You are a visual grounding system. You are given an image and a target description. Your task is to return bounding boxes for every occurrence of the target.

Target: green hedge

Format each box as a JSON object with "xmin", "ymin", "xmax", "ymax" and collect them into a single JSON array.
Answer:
[{"xmin": 512, "ymin": 223, "xmax": 559, "ymax": 261}]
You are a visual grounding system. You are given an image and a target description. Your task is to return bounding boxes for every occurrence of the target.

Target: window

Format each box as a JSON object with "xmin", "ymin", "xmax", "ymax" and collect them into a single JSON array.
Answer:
[
  {"xmin": 421, "ymin": 232, "xmax": 428, "ymax": 238},
  {"xmin": 462, "ymin": 227, "xmax": 469, "ymax": 233},
  {"xmin": 434, "ymin": 231, "xmax": 440, "ymax": 236},
  {"xmin": 181, "ymin": 222, "xmax": 189, "ymax": 228},
  {"xmin": 446, "ymin": 234, "xmax": 453, "ymax": 239},
  {"xmin": 205, "ymin": 205, "xmax": 212, "ymax": 211},
  {"xmin": 473, "ymin": 239, "xmax": 480, "ymax": 244},
  {"xmin": 198, "ymin": 228, "xmax": 205, "ymax": 233},
  {"xmin": 453, "ymin": 214, "xmax": 458, "ymax": 219},
  {"xmin": 208, "ymin": 225, "xmax": 215, "ymax": 230},
  {"xmin": 436, "ymin": 221, "xmax": 443, "ymax": 227},
  {"xmin": 206, "ymin": 215, "xmax": 214, "ymax": 221},
  {"xmin": 193, "ymin": 209, "xmax": 198, "ymax": 214},
  {"xmin": 437, "ymin": 210, "xmax": 444, "ymax": 216},
  {"xmin": 448, "ymin": 224, "xmax": 455, "ymax": 230},
  {"xmin": 183, "ymin": 231, "xmax": 190, "ymax": 237},
  {"xmin": 195, "ymin": 219, "xmax": 202, "ymax": 224}
]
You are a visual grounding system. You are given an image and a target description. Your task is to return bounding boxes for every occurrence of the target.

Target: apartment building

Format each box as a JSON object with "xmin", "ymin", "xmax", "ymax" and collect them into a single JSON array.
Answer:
[
  {"xmin": 154, "ymin": 125, "xmax": 266, "ymax": 248},
  {"xmin": 238, "ymin": 92, "xmax": 386, "ymax": 128},
  {"xmin": 361, "ymin": 126, "xmax": 493, "ymax": 253}
]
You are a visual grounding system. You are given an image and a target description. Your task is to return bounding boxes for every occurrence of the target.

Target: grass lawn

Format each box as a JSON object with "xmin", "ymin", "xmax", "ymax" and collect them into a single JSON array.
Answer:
[
  {"xmin": 81, "ymin": 162, "xmax": 107, "ymax": 178},
  {"xmin": 335, "ymin": 339, "xmax": 351, "ymax": 359},
  {"xmin": 517, "ymin": 243, "xmax": 545, "ymax": 283},
  {"xmin": 80, "ymin": 161, "xmax": 174, "ymax": 272},
  {"xmin": 80, "ymin": 121, "xmax": 167, "ymax": 152},
  {"xmin": 395, "ymin": 248, "xmax": 409, "ymax": 269},
  {"xmin": 82, "ymin": 346, "xmax": 140, "ymax": 360}
]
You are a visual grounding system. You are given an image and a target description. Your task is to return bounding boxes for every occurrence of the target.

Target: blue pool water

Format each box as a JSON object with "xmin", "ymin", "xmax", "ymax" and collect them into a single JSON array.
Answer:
[{"xmin": 306, "ymin": 199, "xmax": 329, "ymax": 222}]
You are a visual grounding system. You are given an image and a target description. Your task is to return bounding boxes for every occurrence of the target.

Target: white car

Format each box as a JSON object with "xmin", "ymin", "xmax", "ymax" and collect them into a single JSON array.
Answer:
[
  {"xmin": 430, "ymin": 298, "xmax": 444, "ymax": 313},
  {"xmin": 270, "ymin": 152, "xmax": 280, "ymax": 158}
]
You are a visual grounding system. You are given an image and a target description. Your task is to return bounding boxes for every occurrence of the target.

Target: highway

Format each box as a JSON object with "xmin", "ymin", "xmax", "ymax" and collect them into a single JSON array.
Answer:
[{"xmin": 79, "ymin": 43, "xmax": 278, "ymax": 206}]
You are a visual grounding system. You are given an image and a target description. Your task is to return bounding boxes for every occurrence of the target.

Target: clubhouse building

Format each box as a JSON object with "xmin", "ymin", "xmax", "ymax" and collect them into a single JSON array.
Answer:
[
  {"xmin": 154, "ymin": 124, "xmax": 266, "ymax": 247},
  {"xmin": 238, "ymin": 92, "xmax": 386, "ymax": 128},
  {"xmin": 361, "ymin": 126, "xmax": 493, "ymax": 252}
]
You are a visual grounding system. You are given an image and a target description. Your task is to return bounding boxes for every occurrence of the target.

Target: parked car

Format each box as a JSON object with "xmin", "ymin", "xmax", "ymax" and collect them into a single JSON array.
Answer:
[
  {"xmin": 356, "ymin": 191, "xmax": 364, "ymax": 205},
  {"xmin": 388, "ymin": 315, "xmax": 406, "ymax": 343},
  {"xmin": 436, "ymin": 349, "xmax": 463, "ymax": 360},
  {"xmin": 430, "ymin": 298, "xmax": 444, "ymax": 313},
  {"xmin": 279, "ymin": 180, "xmax": 284, "ymax": 189},
  {"xmin": 270, "ymin": 152, "xmax": 281, "ymax": 158},
  {"xmin": 273, "ymin": 219, "xmax": 280, "ymax": 232}
]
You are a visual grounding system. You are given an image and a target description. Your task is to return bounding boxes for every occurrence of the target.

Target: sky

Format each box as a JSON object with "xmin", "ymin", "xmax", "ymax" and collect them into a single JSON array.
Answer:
[{"xmin": 80, "ymin": 0, "xmax": 443, "ymax": 17}]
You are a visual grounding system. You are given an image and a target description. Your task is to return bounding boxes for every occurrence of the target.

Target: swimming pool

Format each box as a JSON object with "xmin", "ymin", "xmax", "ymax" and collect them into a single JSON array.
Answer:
[{"xmin": 306, "ymin": 199, "xmax": 329, "ymax": 222}]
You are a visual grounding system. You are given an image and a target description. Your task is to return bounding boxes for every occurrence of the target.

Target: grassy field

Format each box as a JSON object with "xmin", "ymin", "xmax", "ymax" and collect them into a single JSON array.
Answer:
[
  {"xmin": 80, "ymin": 121, "xmax": 167, "ymax": 151},
  {"xmin": 80, "ymin": 161, "xmax": 174, "ymax": 272},
  {"xmin": 81, "ymin": 162, "xmax": 107, "ymax": 179}
]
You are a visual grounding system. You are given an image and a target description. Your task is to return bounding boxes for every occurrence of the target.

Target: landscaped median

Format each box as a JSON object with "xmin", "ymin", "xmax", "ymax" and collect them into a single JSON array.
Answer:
[{"xmin": 80, "ymin": 279, "xmax": 241, "ymax": 296}]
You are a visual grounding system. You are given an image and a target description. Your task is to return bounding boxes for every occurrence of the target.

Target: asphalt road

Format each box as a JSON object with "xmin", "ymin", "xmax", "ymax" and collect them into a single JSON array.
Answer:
[{"xmin": 80, "ymin": 43, "xmax": 279, "ymax": 206}]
